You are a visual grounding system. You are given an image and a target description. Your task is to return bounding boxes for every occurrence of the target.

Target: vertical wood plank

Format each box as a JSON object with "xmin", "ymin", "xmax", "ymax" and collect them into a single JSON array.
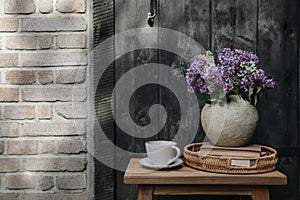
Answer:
[
  {"xmin": 158, "ymin": 0, "xmax": 210, "ymax": 146},
  {"xmin": 115, "ymin": 0, "xmax": 138, "ymax": 199},
  {"xmin": 134, "ymin": 0, "xmax": 159, "ymax": 154},
  {"xmin": 183, "ymin": 0, "xmax": 211, "ymax": 143},
  {"xmin": 158, "ymin": 1, "xmax": 210, "ymax": 200},
  {"xmin": 234, "ymin": 0, "xmax": 258, "ymax": 52},
  {"xmin": 134, "ymin": 1, "xmax": 160, "ymax": 199},
  {"xmin": 257, "ymin": 0, "xmax": 298, "ymax": 148},
  {"xmin": 184, "ymin": 0, "xmax": 211, "ymax": 51},
  {"xmin": 115, "ymin": 0, "xmax": 160, "ymax": 199},
  {"xmin": 211, "ymin": 0, "xmax": 257, "ymax": 53},
  {"xmin": 298, "ymin": 1, "xmax": 300, "ymax": 199},
  {"xmin": 93, "ymin": 0, "xmax": 115, "ymax": 199},
  {"xmin": 272, "ymin": 156, "xmax": 298, "ymax": 200},
  {"xmin": 158, "ymin": 0, "xmax": 185, "ymax": 142},
  {"xmin": 211, "ymin": 0, "xmax": 236, "ymax": 53}
]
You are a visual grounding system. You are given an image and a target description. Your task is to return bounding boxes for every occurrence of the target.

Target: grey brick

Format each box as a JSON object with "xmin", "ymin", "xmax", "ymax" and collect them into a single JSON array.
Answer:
[
  {"xmin": 22, "ymin": 86, "xmax": 86, "ymax": 102},
  {"xmin": 0, "ymin": 158, "xmax": 19, "ymax": 172},
  {"xmin": 40, "ymin": 140, "xmax": 55, "ymax": 154},
  {"xmin": 37, "ymin": 70, "xmax": 53, "ymax": 84},
  {"xmin": 22, "ymin": 157, "xmax": 86, "ymax": 172},
  {"xmin": 57, "ymin": 138, "xmax": 86, "ymax": 154},
  {"xmin": 55, "ymin": 68, "xmax": 86, "ymax": 84},
  {"xmin": 56, "ymin": 0, "xmax": 86, "ymax": 13},
  {"xmin": 55, "ymin": 102, "xmax": 87, "ymax": 119},
  {"xmin": 5, "ymin": 70, "xmax": 36, "ymax": 85},
  {"xmin": 39, "ymin": 176, "xmax": 54, "ymax": 191},
  {"xmin": 38, "ymin": 0, "xmax": 53, "ymax": 14},
  {"xmin": 38, "ymin": 35, "xmax": 54, "ymax": 49},
  {"xmin": 3, "ymin": 105, "xmax": 35, "ymax": 120},
  {"xmin": 23, "ymin": 192, "xmax": 88, "ymax": 200},
  {"xmin": 0, "ymin": 122, "xmax": 19, "ymax": 137},
  {"xmin": 21, "ymin": 120, "xmax": 86, "ymax": 136},
  {"xmin": 6, "ymin": 35, "xmax": 37, "ymax": 50},
  {"xmin": 21, "ymin": 16, "xmax": 87, "ymax": 32},
  {"xmin": 7, "ymin": 140, "xmax": 38, "ymax": 155},
  {"xmin": 4, "ymin": 0, "xmax": 35, "ymax": 14},
  {"xmin": 0, "ymin": 193, "xmax": 19, "ymax": 200},
  {"xmin": 36, "ymin": 104, "xmax": 53, "ymax": 119},
  {"xmin": 0, "ymin": 53, "xmax": 18, "ymax": 67},
  {"xmin": 0, "ymin": 18, "xmax": 18, "ymax": 32},
  {"xmin": 56, "ymin": 34, "xmax": 86, "ymax": 48},
  {"xmin": 0, "ymin": 141, "xmax": 4, "ymax": 154},
  {"xmin": 6, "ymin": 174, "xmax": 36, "ymax": 189},
  {"xmin": 20, "ymin": 51, "xmax": 87, "ymax": 67},
  {"xmin": 57, "ymin": 174, "xmax": 86, "ymax": 190},
  {"xmin": 0, "ymin": 87, "xmax": 19, "ymax": 102}
]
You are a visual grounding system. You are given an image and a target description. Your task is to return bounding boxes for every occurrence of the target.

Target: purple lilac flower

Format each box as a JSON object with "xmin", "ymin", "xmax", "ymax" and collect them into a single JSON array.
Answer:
[
  {"xmin": 185, "ymin": 52, "xmax": 224, "ymax": 95},
  {"xmin": 185, "ymin": 54, "xmax": 209, "ymax": 94},
  {"xmin": 218, "ymin": 48, "xmax": 259, "ymax": 76},
  {"xmin": 185, "ymin": 48, "xmax": 276, "ymax": 105}
]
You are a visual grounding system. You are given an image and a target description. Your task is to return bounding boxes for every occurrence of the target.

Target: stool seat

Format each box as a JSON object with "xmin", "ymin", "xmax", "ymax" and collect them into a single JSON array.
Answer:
[{"xmin": 124, "ymin": 158, "xmax": 287, "ymax": 200}]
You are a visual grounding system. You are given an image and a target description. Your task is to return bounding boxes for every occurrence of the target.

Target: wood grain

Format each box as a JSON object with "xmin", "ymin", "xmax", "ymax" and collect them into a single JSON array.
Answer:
[
  {"xmin": 211, "ymin": 0, "xmax": 257, "ymax": 53},
  {"xmin": 134, "ymin": 0, "xmax": 159, "ymax": 153},
  {"xmin": 138, "ymin": 185, "xmax": 154, "ymax": 200},
  {"xmin": 115, "ymin": 0, "xmax": 138, "ymax": 199},
  {"xmin": 124, "ymin": 158, "xmax": 287, "ymax": 185},
  {"xmin": 257, "ymin": 0, "xmax": 298, "ymax": 148},
  {"xmin": 93, "ymin": 0, "xmax": 115, "ymax": 199},
  {"xmin": 256, "ymin": 2, "xmax": 299, "ymax": 198},
  {"xmin": 154, "ymin": 185, "xmax": 252, "ymax": 195},
  {"xmin": 250, "ymin": 187, "xmax": 270, "ymax": 200},
  {"xmin": 158, "ymin": 0, "xmax": 185, "ymax": 142}
]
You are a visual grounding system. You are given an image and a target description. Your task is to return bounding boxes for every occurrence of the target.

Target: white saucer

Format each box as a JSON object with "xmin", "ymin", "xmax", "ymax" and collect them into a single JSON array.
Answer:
[{"xmin": 139, "ymin": 158, "xmax": 183, "ymax": 169}]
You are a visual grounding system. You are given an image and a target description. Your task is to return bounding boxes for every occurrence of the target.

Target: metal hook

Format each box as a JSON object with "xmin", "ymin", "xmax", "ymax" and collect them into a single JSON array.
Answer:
[{"xmin": 148, "ymin": 0, "xmax": 157, "ymax": 27}]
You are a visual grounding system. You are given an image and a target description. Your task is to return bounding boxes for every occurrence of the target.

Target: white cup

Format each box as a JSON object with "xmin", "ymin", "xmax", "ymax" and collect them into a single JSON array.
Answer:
[{"xmin": 145, "ymin": 141, "xmax": 181, "ymax": 165}]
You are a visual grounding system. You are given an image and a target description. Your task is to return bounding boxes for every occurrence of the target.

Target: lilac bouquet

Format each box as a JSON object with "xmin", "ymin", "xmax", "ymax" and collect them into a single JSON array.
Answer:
[{"xmin": 185, "ymin": 48, "xmax": 276, "ymax": 105}]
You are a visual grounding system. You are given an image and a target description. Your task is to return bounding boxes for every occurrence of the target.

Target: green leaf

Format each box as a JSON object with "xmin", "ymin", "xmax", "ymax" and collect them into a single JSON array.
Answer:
[
  {"xmin": 254, "ymin": 87, "xmax": 262, "ymax": 106},
  {"xmin": 248, "ymin": 88, "xmax": 254, "ymax": 102},
  {"xmin": 254, "ymin": 94, "xmax": 258, "ymax": 106}
]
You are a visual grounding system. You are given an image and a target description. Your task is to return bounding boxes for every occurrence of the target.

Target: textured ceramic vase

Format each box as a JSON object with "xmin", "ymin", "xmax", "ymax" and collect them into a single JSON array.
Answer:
[{"xmin": 201, "ymin": 95, "xmax": 259, "ymax": 147}]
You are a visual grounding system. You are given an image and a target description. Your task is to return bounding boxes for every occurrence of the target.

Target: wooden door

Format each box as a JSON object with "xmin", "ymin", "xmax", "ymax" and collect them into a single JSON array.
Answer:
[{"xmin": 93, "ymin": 0, "xmax": 300, "ymax": 199}]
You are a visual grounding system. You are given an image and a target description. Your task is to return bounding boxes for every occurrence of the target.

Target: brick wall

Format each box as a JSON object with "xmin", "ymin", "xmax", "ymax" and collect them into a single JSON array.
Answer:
[{"xmin": 0, "ymin": 0, "xmax": 90, "ymax": 199}]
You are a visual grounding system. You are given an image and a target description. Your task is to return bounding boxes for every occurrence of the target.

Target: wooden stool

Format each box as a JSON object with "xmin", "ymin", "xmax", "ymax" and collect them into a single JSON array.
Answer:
[{"xmin": 124, "ymin": 158, "xmax": 287, "ymax": 200}]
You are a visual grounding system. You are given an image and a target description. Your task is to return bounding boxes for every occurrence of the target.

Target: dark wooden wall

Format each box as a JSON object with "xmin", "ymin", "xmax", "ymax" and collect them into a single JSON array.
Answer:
[{"xmin": 94, "ymin": 0, "xmax": 300, "ymax": 199}]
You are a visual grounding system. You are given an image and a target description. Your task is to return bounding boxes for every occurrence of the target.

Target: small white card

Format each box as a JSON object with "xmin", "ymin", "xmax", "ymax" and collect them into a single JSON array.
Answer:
[{"xmin": 230, "ymin": 159, "xmax": 251, "ymax": 167}]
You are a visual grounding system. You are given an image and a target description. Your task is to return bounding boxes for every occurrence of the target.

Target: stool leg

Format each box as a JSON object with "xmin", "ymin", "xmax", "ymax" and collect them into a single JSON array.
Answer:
[
  {"xmin": 251, "ymin": 187, "xmax": 270, "ymax": 200},
  {"xmin": 137, "ymin": 185, "xmax": 153, "ymax": 200}
]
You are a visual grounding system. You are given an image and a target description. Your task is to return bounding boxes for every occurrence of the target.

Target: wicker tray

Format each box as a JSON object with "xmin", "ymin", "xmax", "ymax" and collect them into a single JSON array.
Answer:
[{"xmin": 184, "ymin": 143, "xmax": 278, "ymax": 174}]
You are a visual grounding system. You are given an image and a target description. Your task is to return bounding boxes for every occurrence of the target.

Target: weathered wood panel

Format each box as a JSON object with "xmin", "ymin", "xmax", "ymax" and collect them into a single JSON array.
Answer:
[
  {"xmin": 115, "ymin": 0, "xmax": 160, "ymax": 199},
  {"xmin": 134, "ymin": 0, "xmax": 159, "ymax": 154},
  {"xmin": 115, "ymin": 0, "xmax": 138, "ymax": 199},
  {"xmin": 184, "ymin": 0, "xmax": 211, "ymax": 51},
  {"xmin": 94, "ymin": 0, "xmax": 300, "ymax": 199},
  {"xmin": 158, "ymin": 0, "xmax": 185, "ymax": 144},
  {"xmin": 272, "ymin": 156, "xmax": 299, "ymax": 200},
  {"xmin": 257, "ymin": 2, "xmax": 299, "ymax": 198},
  {"xmin": 158, "ymin": 0, "xmax": 210, "ymax": 145},
  {"xmin": 257, "ymin": 0, "xmax": 298, "ymax": 147},
  {"xmin": 211, "ymin": 0, "xmax": 257, "ymax": 53},
  {"xmin": 298, "ymin": 1, "xmax": 300, "ymax": 199},
  {"xmin": 183, "ymin": 0, "xmax": 211, "ymax": 143},
  {"xmin": 93, "ymin": 0, "xmax": 115, "ymax": 199},
  {"xmin": 158, "ymin": 1, "xmax": 208, "ymax": 199}
]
